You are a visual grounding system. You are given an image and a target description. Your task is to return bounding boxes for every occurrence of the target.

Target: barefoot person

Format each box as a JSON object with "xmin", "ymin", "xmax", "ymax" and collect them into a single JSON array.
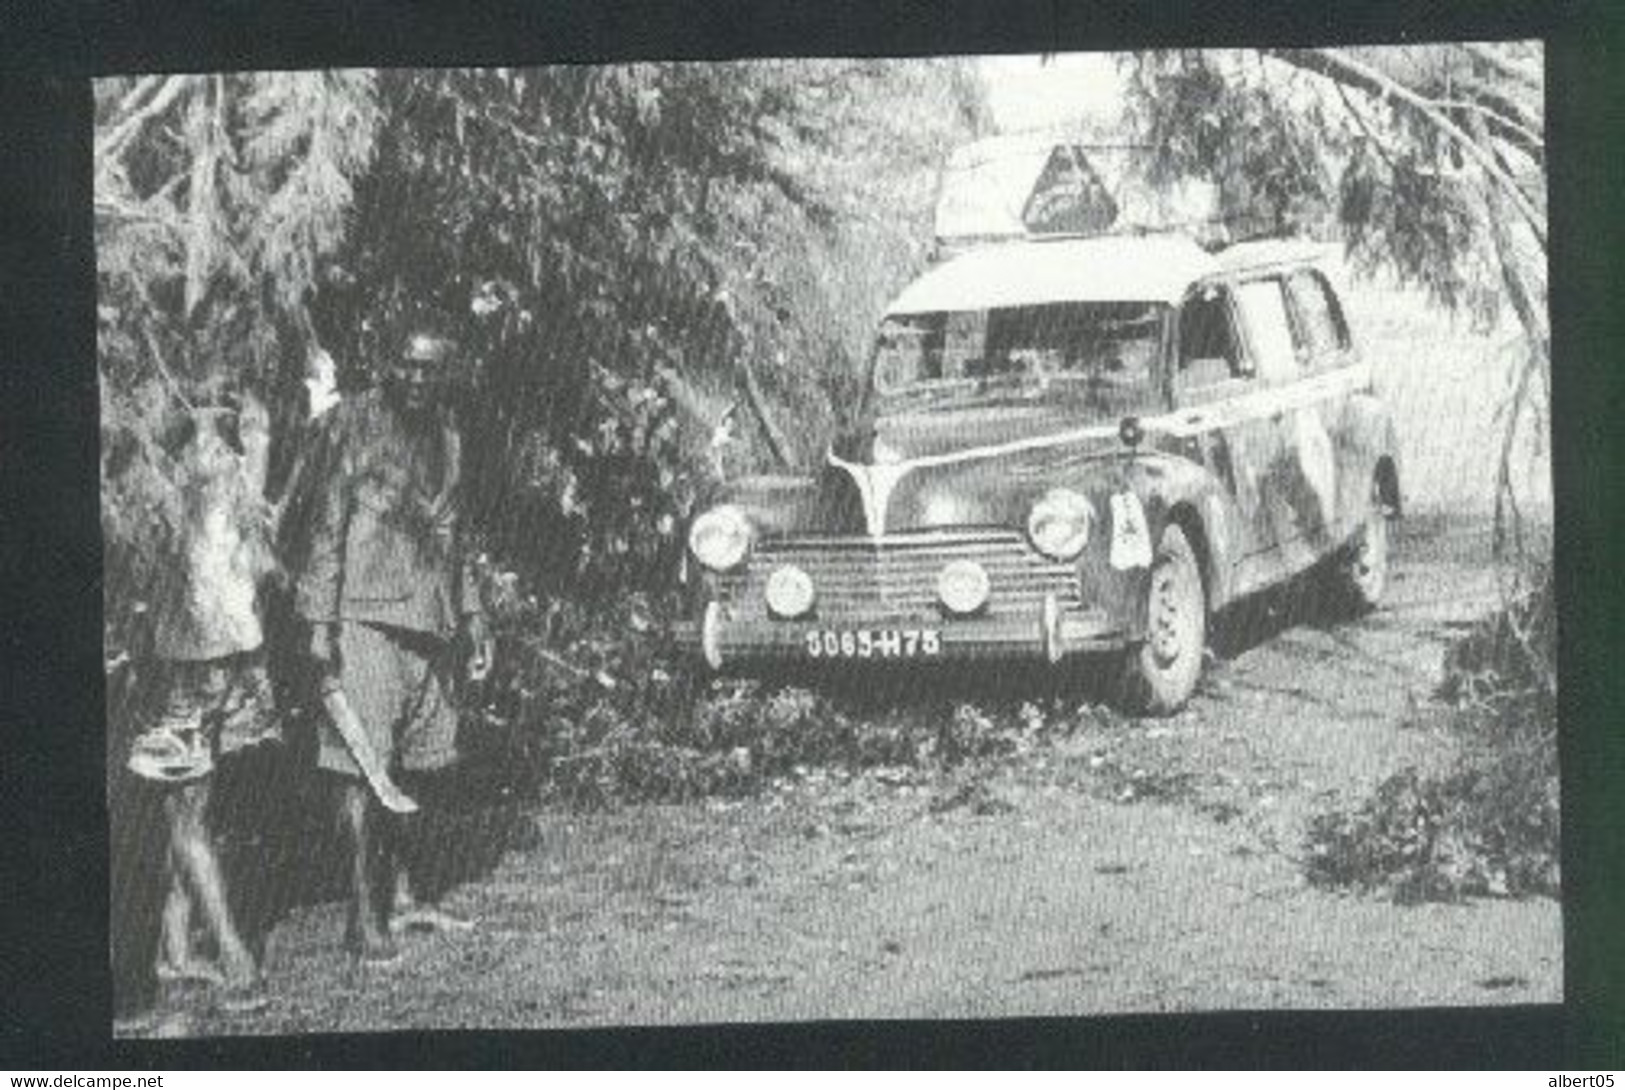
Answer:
[
  {"xmin": 126, "ymin": 396, "xmax": 280, "ymax": 1012},
  {"xmin": 294, "ymin": 318, "xmax": 491, "ymax": 965}
]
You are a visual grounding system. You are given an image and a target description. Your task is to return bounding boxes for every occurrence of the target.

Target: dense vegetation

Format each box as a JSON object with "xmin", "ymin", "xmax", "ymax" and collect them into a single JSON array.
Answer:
[
  {"xmin": 1306, "ymin": 569, "xmax": 1558, "ymax": 901},
  {"xmin": 98, "ymin": 60, "xmax": 988, "ymax": 719}
]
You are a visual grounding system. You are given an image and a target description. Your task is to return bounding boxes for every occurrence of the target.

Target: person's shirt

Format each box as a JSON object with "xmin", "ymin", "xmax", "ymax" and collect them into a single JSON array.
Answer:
[{"xmin": 294, "ymin": 388, "xmax": 479, "ymax": 637}]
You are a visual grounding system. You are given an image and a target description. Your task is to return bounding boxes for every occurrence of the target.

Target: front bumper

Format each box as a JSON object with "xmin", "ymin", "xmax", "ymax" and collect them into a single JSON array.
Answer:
[{"xmin": 673, "ymin": 596, "xmax": 1128, "ymax": 670}]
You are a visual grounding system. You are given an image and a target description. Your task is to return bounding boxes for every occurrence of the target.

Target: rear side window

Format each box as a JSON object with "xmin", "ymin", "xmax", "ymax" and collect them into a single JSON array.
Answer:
[
  {"xmin": 1285, "ymin": 269, "xmax": 1349, "ymax": 363},
  {"xmin": 1234, "ymin": 279, "xmax": 1299, "ymax": 383}
]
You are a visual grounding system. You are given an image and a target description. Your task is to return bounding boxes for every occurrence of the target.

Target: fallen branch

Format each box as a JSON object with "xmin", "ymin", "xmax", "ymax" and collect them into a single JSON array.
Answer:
[{"xmin": 533, "ymin": 646, "xmax": 618, "ymax": 690}]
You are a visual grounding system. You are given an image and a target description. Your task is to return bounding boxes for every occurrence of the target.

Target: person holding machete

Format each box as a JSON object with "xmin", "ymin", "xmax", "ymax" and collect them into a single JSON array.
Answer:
[{"xmin": 294, "ymin": 313, "xmax": 492, "ymax": 967}]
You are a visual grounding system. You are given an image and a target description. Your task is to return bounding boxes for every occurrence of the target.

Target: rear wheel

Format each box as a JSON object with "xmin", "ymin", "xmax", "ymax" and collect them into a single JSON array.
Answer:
[
  {"xmin": 1332, "ymin": 475, "xmax": 1391, "ymax": 612},
  {"xmin": 1120, "ymin": 523, "xmax": 1207, "ymax": 715}
]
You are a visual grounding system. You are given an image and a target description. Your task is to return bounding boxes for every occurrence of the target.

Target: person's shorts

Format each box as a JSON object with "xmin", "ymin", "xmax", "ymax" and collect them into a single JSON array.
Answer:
[
  {"xmin": 317, "ymin": 622, "xmax": 458, "ymax": 778},
  {"xmin": 127, "ymin": 653, "xmax": 281, "ymax": 783}
]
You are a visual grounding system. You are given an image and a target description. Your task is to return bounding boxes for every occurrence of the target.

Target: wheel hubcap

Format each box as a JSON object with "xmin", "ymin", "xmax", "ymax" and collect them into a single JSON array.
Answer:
[
  {"xmin": 1353, "ymin": 490, "xmax": 1389, "ymax": 594},
  {"xmin": 1149, "ymin": 560, "xmax": 1192, "ymax": 666}
]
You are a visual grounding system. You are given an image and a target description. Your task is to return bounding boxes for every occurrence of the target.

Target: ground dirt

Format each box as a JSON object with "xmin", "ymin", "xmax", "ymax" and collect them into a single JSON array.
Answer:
[{"xmin": 123, "ymin": 512, "xmax": 1562, "ymax": 1037}]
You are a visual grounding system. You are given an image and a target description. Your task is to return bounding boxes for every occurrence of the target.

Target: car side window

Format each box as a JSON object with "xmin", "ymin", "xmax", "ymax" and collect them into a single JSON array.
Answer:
[
  {"xmin": 1284, "ymin": 268, "xmax": 1350, "ymax": 368},
  {"xmin": 1234, "ymin": 278, "xmax": 1300, "ymax": 384},
  {"xmin": 1177, "ymin": 288, "xmax": 1247, "ymax": 395}
]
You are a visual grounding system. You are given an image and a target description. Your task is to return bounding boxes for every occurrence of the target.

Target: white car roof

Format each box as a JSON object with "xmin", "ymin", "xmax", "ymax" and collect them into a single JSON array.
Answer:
[
  {"xmin": 885, "ymin": 233, "xmax": 1224, "ymax": 314},
  {"xmin": 1213, "ymin": 238, "xmax": 1339, "ymax": 276}
]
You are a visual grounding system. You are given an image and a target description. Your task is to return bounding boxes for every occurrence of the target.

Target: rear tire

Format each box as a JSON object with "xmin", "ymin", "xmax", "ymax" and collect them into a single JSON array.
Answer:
[
  {"xmin": 1331, "ymin": 475, "xmax": 1391, "ymax": 613},
  {"xmin": 1120, "ymin": 523, "xmax": 1207, "ymax": 715}
]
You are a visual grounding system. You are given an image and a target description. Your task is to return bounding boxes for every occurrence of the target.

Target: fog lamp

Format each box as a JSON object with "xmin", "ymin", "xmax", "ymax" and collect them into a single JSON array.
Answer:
[
  {"xmin": 765, "ymin": 564, "xmax": 816, "ymax": 618},
  {"xmin": 937, "ymin": 559, "xmax": 991, "ymax": 615}
]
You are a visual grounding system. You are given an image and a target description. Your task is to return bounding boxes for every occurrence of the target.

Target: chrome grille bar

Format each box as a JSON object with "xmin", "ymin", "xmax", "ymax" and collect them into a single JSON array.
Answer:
[{"xmin": 713, "ymin": 531, "xmax": 1081, "ymax": 613}]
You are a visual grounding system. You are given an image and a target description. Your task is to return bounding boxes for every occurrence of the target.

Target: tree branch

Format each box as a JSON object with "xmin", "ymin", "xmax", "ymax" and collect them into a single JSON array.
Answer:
[
  {"xmin": 1428, "ymin": 96, "xmax": 1544, "ymax": 165},
  {"xmin": 1460, "ymin": 42, "xmax": 1543, "ymax": 94},
  {"xmin": 138, "ymin": 323, "xmax": 193, "ymax": 412},
  {"xmin": 100, "ymin": 74, "xmax": 163, "ymax": 128},
  {"xmin": 1333, "ymin": 79, "xmax": 1401, "ymax": 176},
  {"xmin": 1466, "ymin": 111, "xmax": 1548, "ymax": 356},
  {"xmin": 1266, "ymin": 48, "xmax": 1546, "ymax": 251},
  {"xmin": 96, "ymin": 74, "xmax": 193, "ymax": 164},
  {"xmin": 737, "ymin": 350, "xmax": 792, "ymax": 469},
  {"xmin": 93, "ymin": 194, "xmax": 184, "ymax": 230},
  {"xmin": 183, "ymin": 76, "xmax": 222, "ymax": 319}
]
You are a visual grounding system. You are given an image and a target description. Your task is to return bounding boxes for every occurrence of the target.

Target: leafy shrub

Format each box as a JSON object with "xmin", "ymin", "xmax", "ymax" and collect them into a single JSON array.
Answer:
[
  {"xmin": 1304, "ymin": 573, "xmax": 1558, "ymax": 902},
  {"xmin": 469, "ymin": 579, "xmax": 1093, "ymax": 809}
]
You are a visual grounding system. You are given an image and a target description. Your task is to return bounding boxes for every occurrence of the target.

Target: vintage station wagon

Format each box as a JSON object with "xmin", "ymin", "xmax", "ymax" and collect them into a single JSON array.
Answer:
[{"xmin": 679, "ymin": 231, "xmax": 1400, "ymax": 712}]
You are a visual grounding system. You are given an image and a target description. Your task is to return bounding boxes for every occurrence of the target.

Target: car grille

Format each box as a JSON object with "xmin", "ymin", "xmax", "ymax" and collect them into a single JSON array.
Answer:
[{"xmin": 713, "ymin": 531, "xmax": 1081, "ymax": 616}]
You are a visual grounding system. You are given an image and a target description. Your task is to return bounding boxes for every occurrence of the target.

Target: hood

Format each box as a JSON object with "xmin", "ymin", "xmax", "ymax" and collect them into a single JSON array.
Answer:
[
  {"xmin": 822, "ymin": 402, "xmax": 1140, "ymax": 536},
  {"xmin": 717, "ymin": 404, "xmax": 1153, "ymax": 540},
  {"xmin": 832, "ymin": 402, "xmax": 1124, "ymax": 465}
]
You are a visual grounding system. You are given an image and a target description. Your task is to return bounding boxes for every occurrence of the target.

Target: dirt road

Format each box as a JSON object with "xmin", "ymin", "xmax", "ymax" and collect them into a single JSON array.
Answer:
[{"xmin": 137, "ymin": 514, "xmax": 1561, "ymax": 1036}]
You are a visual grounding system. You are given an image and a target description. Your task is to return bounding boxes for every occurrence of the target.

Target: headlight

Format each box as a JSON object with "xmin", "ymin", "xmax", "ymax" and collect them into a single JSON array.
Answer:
[
  {"xmin": 1027, "ymin": 488, "xmax": 1095, "ymax": 560},
  {"xmin": 688, "ymin": 504, "xmax": 753, "ymax": 571},
  {"xmin": 937, "ymin": 559, "xmax": 991, "ymax": 615},
  {"xmin": 765, "ymin": 564, "xmax": 816, "ymax": 618}
]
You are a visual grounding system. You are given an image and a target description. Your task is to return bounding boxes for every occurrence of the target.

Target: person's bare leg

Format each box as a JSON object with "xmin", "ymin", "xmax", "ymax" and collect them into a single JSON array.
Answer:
[
  {"xmin": 155, "ymin": 849, "xmax": 224, "ymax": 984},
  {"xmin": 388, "ymin": 781, "xmax": 473, "ymax": 934},
  {"xmin": 338, "ymin": 779, "xmax": 398, "ymax": 964},
  {"xmin": 157, "ymin": 854, "xmax": 191, "ymax": 969},
  {"xmin": 166, "ymin": 781, "xmax": 260, "ymax": 1000}
]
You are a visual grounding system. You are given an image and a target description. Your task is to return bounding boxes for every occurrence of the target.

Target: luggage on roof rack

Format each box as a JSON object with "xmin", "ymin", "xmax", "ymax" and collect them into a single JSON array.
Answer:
[{"xmin": 932, "ymin": 136, "xmax": 1223, "ymax": 259}]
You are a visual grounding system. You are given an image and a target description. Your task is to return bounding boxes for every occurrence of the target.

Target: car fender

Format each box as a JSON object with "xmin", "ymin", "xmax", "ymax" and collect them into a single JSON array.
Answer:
[
  {"xmin": 1110, "ymin": 449, "xmax": 1246, "ymax": 623},
  {"xmin": 1333, "ymin": 392, "xmax": 1402, "ymax": 533}
]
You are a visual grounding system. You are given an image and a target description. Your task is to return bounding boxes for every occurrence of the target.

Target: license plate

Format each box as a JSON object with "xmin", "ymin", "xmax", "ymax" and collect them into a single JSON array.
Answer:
[{"xmin": 804, "ymin": 628, "xmax": 941, "ymax": 659}]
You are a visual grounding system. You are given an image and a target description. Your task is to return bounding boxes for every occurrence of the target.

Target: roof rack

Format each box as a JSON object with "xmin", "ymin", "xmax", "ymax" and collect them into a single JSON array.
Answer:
[{"xmin": 931, "ymin": 218, "xmax": 1235, "ymax": 263}]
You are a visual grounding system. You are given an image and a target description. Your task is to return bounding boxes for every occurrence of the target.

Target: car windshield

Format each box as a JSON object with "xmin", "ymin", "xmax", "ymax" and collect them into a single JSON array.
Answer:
[{"xmin": 870, "ymin": 301, "xmax": 1167, "ymax": 419}]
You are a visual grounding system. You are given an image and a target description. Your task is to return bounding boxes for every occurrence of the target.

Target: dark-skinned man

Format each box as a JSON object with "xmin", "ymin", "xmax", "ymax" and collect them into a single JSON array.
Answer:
[{"xmin": 294, "ymin": 318, "xmax": 492, "ymax": 966}]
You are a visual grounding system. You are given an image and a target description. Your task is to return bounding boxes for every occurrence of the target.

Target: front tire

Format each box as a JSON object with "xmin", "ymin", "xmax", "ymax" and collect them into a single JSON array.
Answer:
[{"xmin": 1120, "ymin": 523, "xmax": 1207, "ymax": 715}]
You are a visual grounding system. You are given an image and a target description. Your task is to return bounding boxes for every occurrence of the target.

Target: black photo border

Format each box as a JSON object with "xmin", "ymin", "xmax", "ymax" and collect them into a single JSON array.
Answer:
[{"xmin": 2, "ymin": 0, "xmax": 1618, "ymax": 1069}]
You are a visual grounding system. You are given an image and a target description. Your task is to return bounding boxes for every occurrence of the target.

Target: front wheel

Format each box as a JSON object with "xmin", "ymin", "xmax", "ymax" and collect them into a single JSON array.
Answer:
[{"xmin": 1120, "ymin": 523, "xmax": 1207, "ymax": 715}]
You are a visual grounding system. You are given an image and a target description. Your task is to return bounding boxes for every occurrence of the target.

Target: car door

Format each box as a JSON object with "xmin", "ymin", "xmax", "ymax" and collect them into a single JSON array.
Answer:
[
  {"xmin": 1230, "ymin": 275, "xmax": 1329, "ymax": 574},
  {"xmin": 1281, "ymin": 267, "xmax": 1361, "ymax": 549},
  {"xmin": 1172, "ymin": 282, "xmax": 1286, "ymax": 595}
]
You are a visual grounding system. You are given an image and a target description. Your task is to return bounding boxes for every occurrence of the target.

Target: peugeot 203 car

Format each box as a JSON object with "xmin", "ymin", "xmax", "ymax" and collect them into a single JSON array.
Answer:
[{"xmin": 679, "ymin": 232, "xmax": 1400, "ymax": 713}]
